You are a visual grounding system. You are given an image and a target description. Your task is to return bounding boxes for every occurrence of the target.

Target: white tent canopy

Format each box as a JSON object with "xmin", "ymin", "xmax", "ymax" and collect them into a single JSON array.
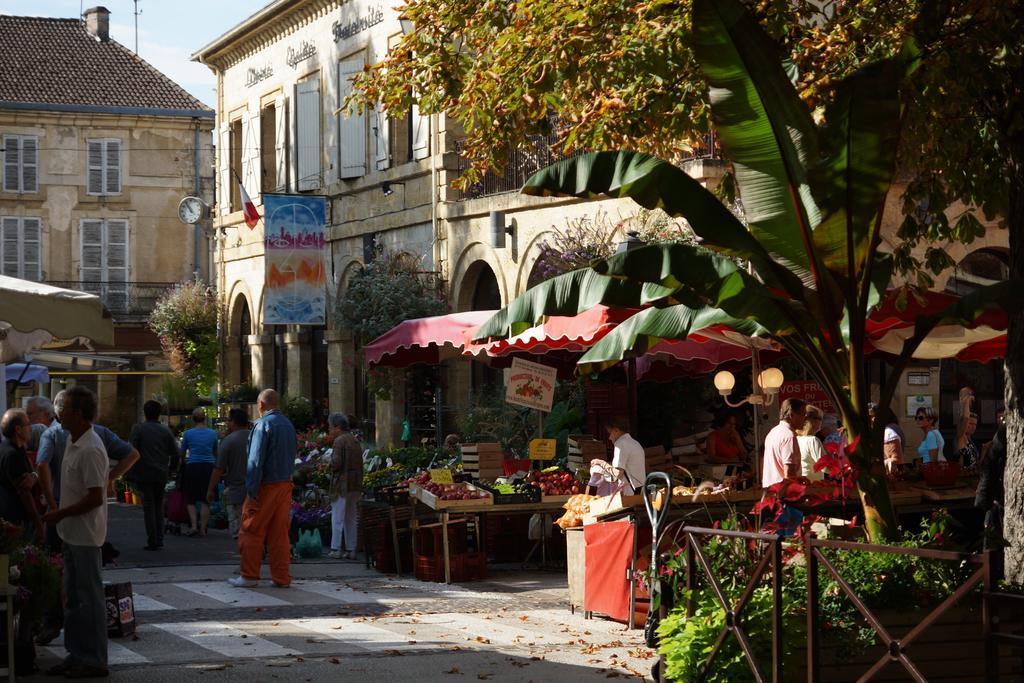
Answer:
[{"xmin": 0, "ymin": 275, "xmax": 114, "ymax": 412}]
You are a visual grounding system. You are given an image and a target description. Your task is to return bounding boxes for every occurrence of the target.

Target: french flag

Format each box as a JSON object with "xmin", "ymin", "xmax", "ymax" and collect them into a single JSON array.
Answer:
[{"xmin": 239, "ymin": 181, "xmax": 260, "ymax": 229}]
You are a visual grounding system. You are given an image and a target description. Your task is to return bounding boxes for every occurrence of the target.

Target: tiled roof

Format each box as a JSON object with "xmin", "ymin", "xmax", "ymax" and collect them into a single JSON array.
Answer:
[{"xmin": 0, "ymin": 15, "xmax": 212, "ymax": 114}]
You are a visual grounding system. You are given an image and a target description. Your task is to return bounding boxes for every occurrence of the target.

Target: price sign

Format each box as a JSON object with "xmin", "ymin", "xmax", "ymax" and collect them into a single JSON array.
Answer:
[
  {"xmin": 529, "ymin": 438, "xmax": 557, "ymax": 461},
  {"xmin": 429, "ymin": 469, "xmax": 454, "ymax": 484}
]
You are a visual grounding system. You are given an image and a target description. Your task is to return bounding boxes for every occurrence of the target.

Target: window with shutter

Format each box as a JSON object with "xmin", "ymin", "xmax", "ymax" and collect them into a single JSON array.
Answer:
[
  {"xmin": 374, "ymin": 106, "xmax": 390, "ymax": 171},
  {"xmin": 86, "ymin": 139, "xmax": 122, "ymax": 195},
  {"xmin": 337, "ymin": 57, "xmax": 367, "ymax": 179},
  {"xmin": 295, "ymin": 77, "xmax": 322, "ymax": 191},
  {"xmin": 79, "ymin": 218, "xmax": 130, "ymax": 313},
  {"xmin": 3, "ymin": 135, "xmax": 40, "ymax": 193},
  {"xmin": 0, "ymin": 216, "xmax": 44, "ymax": 281},
  {"xmin": 261, "ymin": 103, "xmax": 278, "ymax": 194},
  {"xmin": 274, "ymin": 95, "xmax": 288, "ymax": 192},
  {"xmin": 411, "ymin": 103, "xmax": 430, "ymax": 160},
  {"xmin": 1, "ymin": 217, "xmax": 19, "ymax": 277}
]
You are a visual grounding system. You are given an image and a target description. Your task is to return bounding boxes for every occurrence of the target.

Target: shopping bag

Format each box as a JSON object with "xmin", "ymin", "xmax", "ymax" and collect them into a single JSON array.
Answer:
[
  {"xmin": 165, "ymin": 487, "xmax": 189, "ymax": 524},
  {"xmin": 296, "ymin": 529, "xmax": 323, "ymax": 558}
]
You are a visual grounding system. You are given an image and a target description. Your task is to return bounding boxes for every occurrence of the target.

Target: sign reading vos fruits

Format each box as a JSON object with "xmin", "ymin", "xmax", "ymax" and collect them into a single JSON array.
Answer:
[{"xmin": 779, "ymin": 380, "xmax": 836, "ymax": 414}]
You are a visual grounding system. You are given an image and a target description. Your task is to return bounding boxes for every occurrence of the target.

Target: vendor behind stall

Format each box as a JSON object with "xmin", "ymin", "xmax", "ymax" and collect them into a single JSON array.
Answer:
[{"xmin": 591, "ymin": 416, "xmax": 645, "ymax": 495}]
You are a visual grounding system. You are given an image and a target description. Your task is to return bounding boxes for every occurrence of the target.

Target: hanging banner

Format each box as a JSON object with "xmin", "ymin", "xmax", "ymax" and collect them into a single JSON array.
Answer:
[
  {"xmin": 263, "ymin": 194, "xmax": 327, "ymax": 325},
  {"xmin": 505, "ymin": 357, "xmax": 557, "ymax": 412}
]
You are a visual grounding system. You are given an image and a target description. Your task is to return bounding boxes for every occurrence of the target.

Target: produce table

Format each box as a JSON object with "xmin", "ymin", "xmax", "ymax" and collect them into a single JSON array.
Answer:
[{"xmin": 411, "ymin": 501, "xmax": 568, "ymax": 583}]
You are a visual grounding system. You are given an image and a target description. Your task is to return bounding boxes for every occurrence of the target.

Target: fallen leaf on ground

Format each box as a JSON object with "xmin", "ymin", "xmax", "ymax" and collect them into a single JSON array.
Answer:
[
  {"xmin": 444, "ymin": 667, "xmax": 462, "ymax": 675},
  {"xmin": 476, "ymin": 674, "xmax": 493, "ymax": 680},
  {"xmin": 383, "ymin": 649, "xmax": 404, "ymax": 656},
  {"xmin": 475, "ymin": 636, "xmax": 491, "ymax": 644},
  {"xmin": 328, "ymin": 658, "xmax": 340, "ymax": 664},
  {"xmin": 519, "ymin": 616, "xmax": 529, "ymax": 622}
]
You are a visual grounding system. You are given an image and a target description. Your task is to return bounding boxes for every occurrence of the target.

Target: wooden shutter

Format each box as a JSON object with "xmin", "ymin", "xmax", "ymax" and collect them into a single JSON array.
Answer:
[
  {"xmin": 274, "ymin": 95, "xmax": 288, "ymax": 193},
  {"xmin": 3, "ymin": 137, "xmax": 18, "ymax": 192},
  {"xmin": 243, "ymin": 111, "xmax": 261, "ymax": 204},
  {"xmin": 374, "ymin": 105, "xmax": 390, "ymax": 171},
  {"xmin": 411, "ymin": 104, "xmax": 430, "ymax": 160},
  {"xmin": 21, "ymin": 217, "xmax": 41, "ymax": 281},
  {"xmin": 1, "ymin": 217, "xmax": 18, "ymax": 277},
  {"xmin": 218, "ymin": 122, "xmax": 231, "ymax": 215},
  {"xmin": 337, "ymin": 56, "xmax": 366, "ymax": 179},
  {"xmin": 79, "ymin": 219, "xmax": 104, "ymax": 292},
  {"xmin": 87, "ymin": 140, "xmax": 104, "ymax": 194},
  {"xmin": 21, "ymin": 137, "xmax": 37, "ymax": 193},
  {"xmin": 295, "ymin": 77, "xmax": 322, "ymax": 191},
  {"xmin": 105, "ymin": 139, "xmax": 121, "ymax": 194},
  {"xmin": 105, "ymin": 219, "xmax": 129, "ymax": 312}
]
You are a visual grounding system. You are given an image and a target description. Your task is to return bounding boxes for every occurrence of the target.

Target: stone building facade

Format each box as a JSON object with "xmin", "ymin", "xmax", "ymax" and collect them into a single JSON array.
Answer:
[
  {"xmin": 196, "ymin": 0, "xmax": 1009, "ymax": 449},
  {"xmin": 0, "ymin": 7, "xmax": 215, "ymax": 433}
]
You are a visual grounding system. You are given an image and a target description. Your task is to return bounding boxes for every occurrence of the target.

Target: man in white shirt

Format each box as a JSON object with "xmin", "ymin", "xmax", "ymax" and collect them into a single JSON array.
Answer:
[
  {"xmin": 762, "ymin": 398, "xmax": 806, "ymax": 488},
  {"xmin": 41, "ymin": 386, "xmax": 109, "ymax": 678},
  {"xmin": 605, "ymin": 416, "xmax": 646, "ymax": 494}
]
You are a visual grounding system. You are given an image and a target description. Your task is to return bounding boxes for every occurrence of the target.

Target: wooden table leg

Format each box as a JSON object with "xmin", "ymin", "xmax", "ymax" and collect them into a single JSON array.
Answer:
[
  {"xmin": 442, "ymin": 510, "xmax": 451, "ymax": 584},
  {"xmin": 390, "ymin": 507, "xmax": 402, "ymax": 576}
]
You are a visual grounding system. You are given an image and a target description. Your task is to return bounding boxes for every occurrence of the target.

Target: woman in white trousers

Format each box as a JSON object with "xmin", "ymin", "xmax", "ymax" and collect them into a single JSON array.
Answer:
[{"xmin": 327, "ymin": 413, "xmax": 362, "ymax": 559}]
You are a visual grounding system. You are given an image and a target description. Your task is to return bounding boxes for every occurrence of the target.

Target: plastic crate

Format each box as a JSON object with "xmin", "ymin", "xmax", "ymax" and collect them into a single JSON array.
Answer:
[
  {"xmin": 416, "ymin": 520, "xmax": 468, "ymax": 557},
  {"xmin": 477, "ymin": 482, "xmax": 542, "ymax": 505}
]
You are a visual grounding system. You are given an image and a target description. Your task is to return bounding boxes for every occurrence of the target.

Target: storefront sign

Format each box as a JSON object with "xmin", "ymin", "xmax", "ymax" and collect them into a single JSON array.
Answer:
[
  {"xmin": 333, "ymin": 5, "xmax": 384, "ymax": 42},
  {"xmin": 263, "ymin": 194, "xmax": 327, "ymax": 325},
  {"xmin": 779, "ymin": 380, "xmax": 836, "ymax": 414},
  {"xmin": 429, "ymin": 469, "xmax": 453, "ymax": 484},
  {"xmin": 906, "ymin": 394, "xmax": 934, "ymax": 418},
  {"xmin": 286, "ymin": 41, "xmax": 317, "ymax": 69},
  {"xmin": 245, "ymin": 64, "xmax": 274, "ymax": 87},
  {"xmin": 505, "ymin": 358, "xmax": 557, "ymax": 412},
  {"xmin": 529, "ymin": 438, "xmax": 557, "ymax": 461}
]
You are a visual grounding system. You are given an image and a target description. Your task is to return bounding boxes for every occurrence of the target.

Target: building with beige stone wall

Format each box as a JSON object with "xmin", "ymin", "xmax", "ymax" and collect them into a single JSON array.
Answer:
[
  {"xmin": 0, "ymin": 8, "xmax": 214, "ymax": 434},
  {"xmin": 197, "ymin": 0, "xmax": 1009, "ymax": 451}
]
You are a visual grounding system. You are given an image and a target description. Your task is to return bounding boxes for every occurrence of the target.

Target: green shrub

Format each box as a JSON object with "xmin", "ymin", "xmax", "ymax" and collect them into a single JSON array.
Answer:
[{"xmin": 282, "ymin": 395, "xmax": 314, "ymax": 432}]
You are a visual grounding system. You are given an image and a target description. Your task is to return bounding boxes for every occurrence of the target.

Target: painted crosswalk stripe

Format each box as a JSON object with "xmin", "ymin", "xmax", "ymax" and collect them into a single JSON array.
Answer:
[
  {"xmin": 131, "ymin": 593, "xmax": 176, "ymax": 612},
  {"xmin": 290, "ymin": 617, "xmax": 423, "ymax": 653},
  {"xmin": 412, "ymin": 613, "xmax": 571, "ymax": 647},
  {"xmin": 173, "ymin": 582, "xmax": 291, "ymax": 607},
  {"xmin": 153, "ymin": 621, "xmax": 301, "ymax": 658},
  {"xmin": 290, "ymin": 580, "xmax": 388, "ymax": 604},
  {"xmin": 46, "ymin": 637, "xmax": 150, "ymax": 666}
]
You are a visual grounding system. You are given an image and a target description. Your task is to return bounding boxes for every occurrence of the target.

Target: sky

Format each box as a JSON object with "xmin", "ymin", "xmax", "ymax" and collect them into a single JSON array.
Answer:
[{"xmin": 0, "ymin": 0, "xmax": 271, "ymax": 106}]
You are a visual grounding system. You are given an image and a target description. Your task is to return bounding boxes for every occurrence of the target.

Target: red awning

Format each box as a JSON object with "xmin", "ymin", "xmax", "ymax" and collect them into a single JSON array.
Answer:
[
  {"xmin": 363, "ymin": 310, "xmax": 497, "ymax": 368},
  {"xmin": 462, "ymin": 305, "xmax": 639, "ymax": 357}
]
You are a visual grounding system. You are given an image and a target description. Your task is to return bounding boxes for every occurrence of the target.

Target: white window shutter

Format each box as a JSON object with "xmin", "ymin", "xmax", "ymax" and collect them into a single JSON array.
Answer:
[
  {"xmin": 411, "ymin": 103, "xmax": 430, "ymax": 160},
  {"xmin": 337, "ymin": 57, "xmax": 366, "ymax": 179},
  {"xmin": 242, "ymin": 111, "xmax": 260, "ymax": 204},
  {"xmin": 374, "ymin": 105, "xmax": 390, "ymax": 171},
  {"xmin": 21, "ymin": 218, "xmax": 41, "ymax": 281},
  {"xmin": 274, "ymin": 95, "xmax": 288, "ymax": 194},
  {"xmin": 295, "ymin": 78, "xmax": 322, "ymax": 191},
  {"xmin": 21, "ymin": 137, "xmax": 38, "ymax": 193},
  {"xmin": 80, "ymin": 219, "xmax": 104, "ymax": 289},
  {"xmin": 106, "ymin": 219, "xmax": 129, "ymax": 311},
  {"xmin": 87, "ymin": 140, "xmax": 103, "ymax": 194},
  {"xmin": 3, "ymin": 137, "xmax": 18, "ymax": 193},
  {"xmin": 1, "ymin": 217, "xmax": 18, "ymax": 277},
  {"xmin": 105, "ymin": 139, "xmax": 121, "ymax": 194},
  {"xmin": 218, "ymin": 122, "xmax": 231, "ymax": 215}
]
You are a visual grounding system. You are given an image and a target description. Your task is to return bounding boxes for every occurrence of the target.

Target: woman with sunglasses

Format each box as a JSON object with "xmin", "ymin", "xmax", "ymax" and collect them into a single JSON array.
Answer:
[{"xmin": 915, "ymin": 407, "xmax": 946, "ymax": 463}]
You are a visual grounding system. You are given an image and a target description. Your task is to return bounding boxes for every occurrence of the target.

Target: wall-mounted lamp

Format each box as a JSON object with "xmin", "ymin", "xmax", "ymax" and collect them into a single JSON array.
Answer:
[
  {"xmin": 490, "ymin": 210, "xmax": 513, "ymax": 248},
  {"xmin": 714, "ymin": 367, "xmax": 785, "ymax": 407},
  {"xmin": 381, "ymin": 181, "xmax": 405, "ymax": 197}
]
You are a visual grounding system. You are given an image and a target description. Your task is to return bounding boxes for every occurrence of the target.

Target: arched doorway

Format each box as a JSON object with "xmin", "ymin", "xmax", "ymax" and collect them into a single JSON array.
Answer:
[
  {"xmin": 239, "ymin": 303, "xmax": 252, "ymax": 386},
  {"xmin": 462, "ymin": 261, "xmax": 502, "ymax": 395}
]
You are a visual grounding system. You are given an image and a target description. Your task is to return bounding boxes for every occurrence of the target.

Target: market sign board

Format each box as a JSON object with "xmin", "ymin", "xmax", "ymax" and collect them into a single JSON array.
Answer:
[
  {"xmin": 263, "ymin": 194, "xmax": 327, "ymax": 325},
  {"xmin": 505, "ymin": 357, "xmax": 557, "ymax": 412},
  {"xmin": 529, "ymin": 438, "xmax": 557, "ymax": 460},
  {"xmin": 779, "ymin": 380, "xmax": 836, "ymax": 414},
  {"xmin": 429, "ymin": 469, "xmax": 454, "ymax": 484}
]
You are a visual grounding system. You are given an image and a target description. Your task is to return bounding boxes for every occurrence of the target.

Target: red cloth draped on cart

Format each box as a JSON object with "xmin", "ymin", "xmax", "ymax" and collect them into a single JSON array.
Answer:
[{"xmin": 584, "ymin": 520, "xmax": 636, "ymax": 623}]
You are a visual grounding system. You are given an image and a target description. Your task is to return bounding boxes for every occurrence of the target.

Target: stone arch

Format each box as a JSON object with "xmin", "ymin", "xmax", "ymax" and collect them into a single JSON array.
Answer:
[
  {"xmin": 932, "ymin": 230, "xmax": 1010, "ymax": 291},
  {"xmin": 449, "ymin": 242, "xmax": 508, "ymax": 313},
  {"xmin": 226, "ymin": 283, "xmax": 254, "ymax": 338},
  {"xmin": 515, "ymin": 229, "xmax": 556, "ymax": 297}
]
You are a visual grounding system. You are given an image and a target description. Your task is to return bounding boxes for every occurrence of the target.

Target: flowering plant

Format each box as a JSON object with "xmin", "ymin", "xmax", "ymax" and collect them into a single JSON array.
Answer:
[
  {"xmin": 10, "ymin": 543, "xmax": 62, "ymax": 623},
  {"xmin": 293, "ymin": 504, "xmax": 331, "ymax": 528}
]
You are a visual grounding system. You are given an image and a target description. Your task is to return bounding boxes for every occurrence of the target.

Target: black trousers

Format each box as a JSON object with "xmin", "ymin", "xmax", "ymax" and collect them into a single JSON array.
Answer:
[{"xmin": 138, "ymin": 480, "xmax": 167, "ymax": 546}]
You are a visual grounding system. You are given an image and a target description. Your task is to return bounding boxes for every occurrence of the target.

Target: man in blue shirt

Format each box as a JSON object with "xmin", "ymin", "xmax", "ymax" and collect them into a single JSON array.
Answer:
[
  {"xmin": 228, "ymin": 389, "xmax": 296, "ymax": 588},
  {"xmin": 179, "ymin": 407, "xmax": 218, "ymax": 537}
]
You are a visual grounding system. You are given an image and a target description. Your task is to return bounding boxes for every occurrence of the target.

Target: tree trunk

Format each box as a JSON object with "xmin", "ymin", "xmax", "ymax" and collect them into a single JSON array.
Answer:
[
  {"xmin": 847, "ymin": 428, "xmax": 899, "ymax": 542},
  {"xmin": 1002, "ymin": 144, "xmax": 1024, "ymax": 584}
]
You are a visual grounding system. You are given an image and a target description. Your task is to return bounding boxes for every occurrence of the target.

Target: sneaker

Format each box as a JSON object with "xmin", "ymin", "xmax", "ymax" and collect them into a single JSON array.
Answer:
[
  {"xmin": 344, "ymin": 551, "xmax": 357, "ymax": 561},
  {"xmin": 271, "ymin": 581, "xmax": 291, "ymax": 588},
  {"xmin": 35, "ymin": 625, "xmax": 62, "ymax": 646},
  {"xmin": 327, "ymin": 550, "xmax": 342, "ymax": 559},
  {"xmin": 227, "ymin": 576, "xmax": 258, "ymax": 587}
]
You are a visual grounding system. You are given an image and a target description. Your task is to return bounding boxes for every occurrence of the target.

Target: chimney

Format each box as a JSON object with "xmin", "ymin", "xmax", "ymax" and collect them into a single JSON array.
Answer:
[{"xmin": 84, "ymin": 6, "xmax": 110, "ymax": 42}]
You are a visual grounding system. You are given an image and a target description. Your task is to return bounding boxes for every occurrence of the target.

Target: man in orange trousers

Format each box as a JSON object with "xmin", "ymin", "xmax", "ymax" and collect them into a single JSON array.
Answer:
[{"xmin": 228, "ymin": 389, "xmax": 296, "ymax": 588}]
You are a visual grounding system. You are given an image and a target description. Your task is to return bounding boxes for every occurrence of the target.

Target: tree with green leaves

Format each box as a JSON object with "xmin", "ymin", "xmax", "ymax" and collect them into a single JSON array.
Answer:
[{"xmin": 471, "ymin": 0, "xmax": 1021, "ymax": 542}]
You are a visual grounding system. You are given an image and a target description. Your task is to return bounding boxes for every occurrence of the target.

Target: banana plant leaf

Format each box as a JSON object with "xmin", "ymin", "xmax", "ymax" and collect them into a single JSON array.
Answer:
[
  {"xmin": 691, "ymin": 0, "xmax": 824, "ymax": 290},
  {"xmin": 575, "ymin": 304, "xmax": 769, "ymax": 374}
]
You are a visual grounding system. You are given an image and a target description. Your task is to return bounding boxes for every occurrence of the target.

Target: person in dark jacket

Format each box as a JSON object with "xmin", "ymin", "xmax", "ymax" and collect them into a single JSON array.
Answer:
[{"xmin": 129, "ymin": 401, "xmax": 178, "ymax": 551}]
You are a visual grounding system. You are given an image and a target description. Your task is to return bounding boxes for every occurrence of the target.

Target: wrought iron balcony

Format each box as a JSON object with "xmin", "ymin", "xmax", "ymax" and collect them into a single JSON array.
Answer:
[
  {"xmin": 451, "ymin": 128, "xmax": 720, "ymax": 201},
  {"xmin": 45, "ymin": 281, "xmax": 179, "ymax": 320}
]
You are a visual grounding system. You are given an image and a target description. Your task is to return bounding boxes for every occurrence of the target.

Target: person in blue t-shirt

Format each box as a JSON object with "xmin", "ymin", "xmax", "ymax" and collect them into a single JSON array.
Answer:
[{"xmin": 179, "ymin": 408, "xmax": 218, "ymax": 537}]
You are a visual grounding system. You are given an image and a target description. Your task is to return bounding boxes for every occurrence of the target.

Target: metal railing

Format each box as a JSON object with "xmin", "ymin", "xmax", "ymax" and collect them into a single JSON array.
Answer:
[
  {"xmin": 450, "ymin": 127, "xmax": 720, "ymax": 201},
  {"xmin": 46, "ymin": 281, "xmax": 178, "ymax": 319}
]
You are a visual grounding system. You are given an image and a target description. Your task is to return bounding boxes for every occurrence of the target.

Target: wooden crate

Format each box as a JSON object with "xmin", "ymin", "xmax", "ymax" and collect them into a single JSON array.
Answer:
[
  {"xmin": 461, "ymin": 443, "xmax": 503, "ymax": 480},
  {"xmin": 414, "ymin": 483, "xmax": 494, "ymax": 510}
]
